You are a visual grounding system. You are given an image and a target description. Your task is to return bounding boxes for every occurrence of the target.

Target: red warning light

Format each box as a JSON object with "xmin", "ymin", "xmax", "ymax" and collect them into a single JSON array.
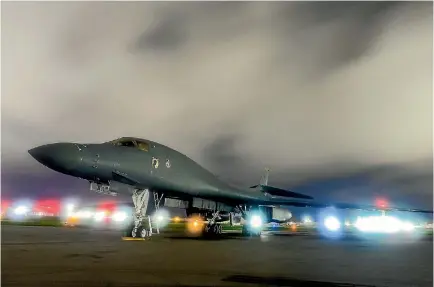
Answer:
[
  {"xmin": 34, "ymin": 199, "xmax": 61, "ymax": 216},
  {"xmin": 97, "ymin": 201, "xmax": 116, "ymax": 213},
  {"xmin": 1, "ymin": 200, "xmax": 11, "ymax": 212},
  {"xmin": 375, "ymin": 198, "xmax": 388, "ymax": 209}
]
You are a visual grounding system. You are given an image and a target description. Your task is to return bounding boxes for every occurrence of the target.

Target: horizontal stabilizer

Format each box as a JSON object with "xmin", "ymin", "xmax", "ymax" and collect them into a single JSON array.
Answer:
[
  {"xmin": 261, "ymin": 185, "xmax": 314, "ymax": 200},
  {"xmin": 259, "ymin": 198, "xmax": 433, "ymax": 214}
]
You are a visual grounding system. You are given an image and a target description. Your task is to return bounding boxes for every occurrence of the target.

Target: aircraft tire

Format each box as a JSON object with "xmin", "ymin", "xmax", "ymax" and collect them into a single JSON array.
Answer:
[
  {"xmin": 123, "ymin": 222, "xmax": 135, "ymax": 238},
  {"xmin": 242, "ymin": 225, "xmax": 249, "ymax": 237},
  {"xmin": 131, "ymin": 227, "xmax": 139, "ymax": 238},
  {"xmin": 251, "ymin": 230, "xmax": 262, "ymax": 237},
  {"xmin": 212, "ymin": 224, "xmax": 219, "ymax": 234},
  {"xmin": 203, "ymin": 223, "xmax": 220, "ymax": 238},
  {"xmin": 139, "ymin": 227, "xmax": 149, "ymax": 238},
  {"xmin": 131, "ymin": 226, "xmax": 148, "ymax": 238},
  {"xmin": 242, "ymin": 225, "xmax": 261, "ymax": 237}
]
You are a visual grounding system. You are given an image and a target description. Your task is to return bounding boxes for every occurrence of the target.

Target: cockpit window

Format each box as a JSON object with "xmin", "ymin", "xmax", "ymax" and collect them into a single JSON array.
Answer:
[
  {"xmin": 107, "ymin": 138, "xmax": 149, "ymax": 152},
  {"xmin": 108, "ymin": 138, "xmax": 136, "ymax": 147},
  {"xmin": 136, "ymin": 141, "xmax": 149, "ymax": 152},
  {"xmin": 119, "ymin": 140, "xmax": 136, "ymax": 147}
]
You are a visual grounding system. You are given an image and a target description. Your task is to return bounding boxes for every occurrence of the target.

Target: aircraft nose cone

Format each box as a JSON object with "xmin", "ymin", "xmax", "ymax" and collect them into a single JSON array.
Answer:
[
  {"xmin": 28, "ymin": 143, "xmax": 81, "ymax": 173},
  {"xmin": 28, "ymin": 145, "xmax": 48, "ymax": 163}
]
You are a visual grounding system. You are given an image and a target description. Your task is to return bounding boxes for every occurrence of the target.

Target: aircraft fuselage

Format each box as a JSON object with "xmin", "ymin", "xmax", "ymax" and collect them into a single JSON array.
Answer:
[{"xmin": 28, "ymin": 138, "xmax": 263, "ymax": 205}]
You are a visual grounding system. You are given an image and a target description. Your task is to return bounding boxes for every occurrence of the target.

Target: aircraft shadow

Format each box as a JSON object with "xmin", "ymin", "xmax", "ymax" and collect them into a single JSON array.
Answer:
[
  {"xmin": 271, "ymin": 233, "xmax": 364, "ymax": 241},
  {"xmin": 164, "ymin": 234, "xmax": 248, "ymax": 241},
  {"xmin": 221, "ymin": 274, "xmax": 379, "ymax": 287}
]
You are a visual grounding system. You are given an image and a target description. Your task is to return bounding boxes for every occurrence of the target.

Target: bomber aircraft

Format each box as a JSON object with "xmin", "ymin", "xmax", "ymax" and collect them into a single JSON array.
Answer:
[{"xmin": 29, "ymin": 137, "xmax": 433, "ymax": 238}]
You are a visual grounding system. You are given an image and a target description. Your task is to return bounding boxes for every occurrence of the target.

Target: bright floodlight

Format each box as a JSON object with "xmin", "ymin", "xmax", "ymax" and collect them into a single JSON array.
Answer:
[
  {"xmin": 401, "ymin": 221, "xmax": 415, "ymax": 232},
  {"xmin": 250, "ymin": 214, "xmax": 263, "ymax": 228},
  {"xmin": 154, "ymin": 209, "xmax": 169, "ymax": 221},
  {"xmin": 173, "ymin": 216, "xmax": 181, "ymax": 223},
  {"xmin": 382, "ymin": 216, "xmax": 402, "ymax": 233},
  {"xmin": 75, "ymin": 210, "xmax": 92, "ymax": 218},
  {"xmin": 94, "ymin": 211, "xmax": 106, "ymax": 222},
  {"xmin": 153, "ymin": 209, "xmax": 170, "ymax": 227},
  {"xmin": 324, "ymin": 216, "xmax": 341, "ymax": 231},
  {"xmin": 81, "ymin": 211, "xmax": 93, "ymax": 219},
  {"xmin": 354, "ymin": 215, "xmax": 412, "ymax": 233},
  {"xmin": 112, "ymin": 211, "xmax": 127, "ymax": 222},
  {"xmin": 14, "ymin": 205, "xmax": 28, "ymax": 215}
]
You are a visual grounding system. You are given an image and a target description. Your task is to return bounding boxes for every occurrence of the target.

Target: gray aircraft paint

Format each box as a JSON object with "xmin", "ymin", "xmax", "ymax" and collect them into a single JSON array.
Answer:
[{"xmin": 28, "ymin": 137, "xmax": 433, "ymax": 214}]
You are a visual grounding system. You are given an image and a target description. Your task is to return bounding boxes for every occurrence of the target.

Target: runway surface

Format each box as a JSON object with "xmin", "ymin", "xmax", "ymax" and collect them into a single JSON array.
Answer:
[{"xmin": 1, "ymin": 225, "xmax": 432, "ymax": 287}]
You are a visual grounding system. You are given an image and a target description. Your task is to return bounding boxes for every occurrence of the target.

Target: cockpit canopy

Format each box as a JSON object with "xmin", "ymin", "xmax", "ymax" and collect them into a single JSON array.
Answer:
[{"xmin": 106, "ymin": 137, "xmax": 150, "ymax": 152}]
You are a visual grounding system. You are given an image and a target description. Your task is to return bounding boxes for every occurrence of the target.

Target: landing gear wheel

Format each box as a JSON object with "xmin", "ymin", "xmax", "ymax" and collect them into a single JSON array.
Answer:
[
  {"xmin": 242, "ymin": 225, "xmax": 249, "ymax": 237},
  {"xmin": 123, "ymin": 222, "xmax": 135, "ymax": 238},
  {"xmin": 217, "ymin": 224, "xmax": 223, "ymax": 235},
  {"xmin": 131, "ymin": 226, "xmax": 150, "ymax": 239},
  {"xmin": 203, "ymin": 223, "xmax": 222, "ymax": 238},
  {"xmin": 242, "ymin": 225, "xmax": 261, "ymax": 237},
  {"xmin": 203, "ymin": 224, "xmax": 211, "ymax": 237},
  {"xmin": 140, "ymin": 227, "xmax": 150, "ymax": 238},
  {"xmin": 131, "ymin": 227, "xmax": 139, "ymax": 238},
  {"xmin": 251, "ymin": 230, "xmax": 262, "ymax": 237}
]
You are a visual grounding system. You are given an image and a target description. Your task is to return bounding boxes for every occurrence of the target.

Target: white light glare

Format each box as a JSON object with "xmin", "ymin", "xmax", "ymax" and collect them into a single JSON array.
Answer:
[
  {"xmin": 324, "ymin": 216, "xmax": 341, "ymax": 231},
  {"xmin": 401, "ymin": 221, "xmax": 415, "ymax": 232},
  {"xmin": 14, "ymin": 206, "xmax": 28, "ymax": 215},
  {"xmin": 112, "ymin": 211, "xmax": 127, "ymax": 222},
  {"xmin": 303, "ymin": 216, "xmax": 312, "ymax": 223},
  {"xmin": 153, "ymin": 209, "xmax": 170, "ymax": 227},
  {"xmin": 75, "ymin": 210, "xmax": 93, "ymax": 219},
  {"xmin": 354, "ymin": 216, "xmax": 414, "ymax": 233},
  {"xmin": 94, "ymin": 211, "xmax": 106, "ymax": 221},
  {"xmin": 250, "ymin": 215, "xmax": 263, "ymax": 228}
]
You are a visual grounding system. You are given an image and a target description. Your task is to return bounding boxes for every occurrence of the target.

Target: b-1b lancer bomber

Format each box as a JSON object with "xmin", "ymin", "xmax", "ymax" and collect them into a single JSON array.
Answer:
[{"xmin": 29, "ymin": 137, "xmax": 433, "ymax": 238}]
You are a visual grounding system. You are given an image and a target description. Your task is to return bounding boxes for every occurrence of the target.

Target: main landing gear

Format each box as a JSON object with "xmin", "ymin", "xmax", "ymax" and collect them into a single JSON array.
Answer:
[
  {"xmin": 203, "ymin": 223, "xmax": 223, "ymax": 236},
  {"xmin": 123, "ymin": 189, "xmax": 163, "ymax": 239},
  {"xmin": 203, "ymin": 211, "xmax": 223, "ymax": 237},
  {"xmin": 241, "ymin": 224, "xmax": 262, "ymax": 237},
  {"xmin": 237, "ymin": 205, "xmax": 262, "ymax": 237}
]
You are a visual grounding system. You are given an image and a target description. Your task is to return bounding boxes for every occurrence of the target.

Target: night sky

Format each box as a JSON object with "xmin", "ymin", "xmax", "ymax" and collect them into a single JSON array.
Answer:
[{"xmin": 1, "ymin": 2, "xmax": 433, "ymax": 211}]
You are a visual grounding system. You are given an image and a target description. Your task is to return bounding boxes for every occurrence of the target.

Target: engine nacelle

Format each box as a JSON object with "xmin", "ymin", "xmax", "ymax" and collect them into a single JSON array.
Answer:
[
  {"xmin": 259, "ymin": 206, "xmax": 292, "ymax": 223},
  {"xmin": 272, "ymin": 207, "xmax": 292, "ymax": 222}
]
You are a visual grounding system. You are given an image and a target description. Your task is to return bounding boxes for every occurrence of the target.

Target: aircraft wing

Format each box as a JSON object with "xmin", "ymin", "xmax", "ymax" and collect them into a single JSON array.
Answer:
[
  {"xmin": 111, "ymin": 170, "xmax": 432, "ymax": 214},
  {"xmin": 253, "ymin": 198, "xmax": 433, "ymax": 214},
  {"xmin": 255, "ymin": 184, "xmax": 314, "ymax": 200}
]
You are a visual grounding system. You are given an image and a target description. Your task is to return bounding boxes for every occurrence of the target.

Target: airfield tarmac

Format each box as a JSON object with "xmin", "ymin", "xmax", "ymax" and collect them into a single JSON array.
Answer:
[{"xmin": 1, "ymin": 225, "xmax": 432, "ymax": 287}]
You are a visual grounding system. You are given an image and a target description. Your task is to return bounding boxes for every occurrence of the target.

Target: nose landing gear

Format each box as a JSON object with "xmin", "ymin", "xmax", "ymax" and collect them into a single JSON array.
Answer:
[
  {"xmin": 123, "ymin": 189, "xmax": 163, "ymax": 239},
  {"xmin": 203, "ymin": 223, "xmax": 223, "ymax": 237}
]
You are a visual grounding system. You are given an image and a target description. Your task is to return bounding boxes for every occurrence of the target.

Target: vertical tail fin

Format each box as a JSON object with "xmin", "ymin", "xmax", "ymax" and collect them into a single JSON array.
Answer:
[
  {"xmin": 251, "ymin": 167, "xmax": 314, "ymax": 200},
  {"xmin": 259, "ymin": 168, "xmax": 270, "ymax": 186},
  {"xmin": 250, "ymin": 168, "xmax": 271, "ymax": 189}
]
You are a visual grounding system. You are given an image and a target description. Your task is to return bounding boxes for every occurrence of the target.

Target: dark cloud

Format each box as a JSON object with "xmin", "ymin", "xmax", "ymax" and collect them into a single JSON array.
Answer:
[
  {"xmin": 135, "ymin": 13, "xmax": 187, "ymax": 52},
  {"xmin": 1, "ymin": 2, "xmax": 432, "ymax": 209},
  {"xmin": 202, "ymin": 134, "xmax": 256, "ymax": 186}
]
